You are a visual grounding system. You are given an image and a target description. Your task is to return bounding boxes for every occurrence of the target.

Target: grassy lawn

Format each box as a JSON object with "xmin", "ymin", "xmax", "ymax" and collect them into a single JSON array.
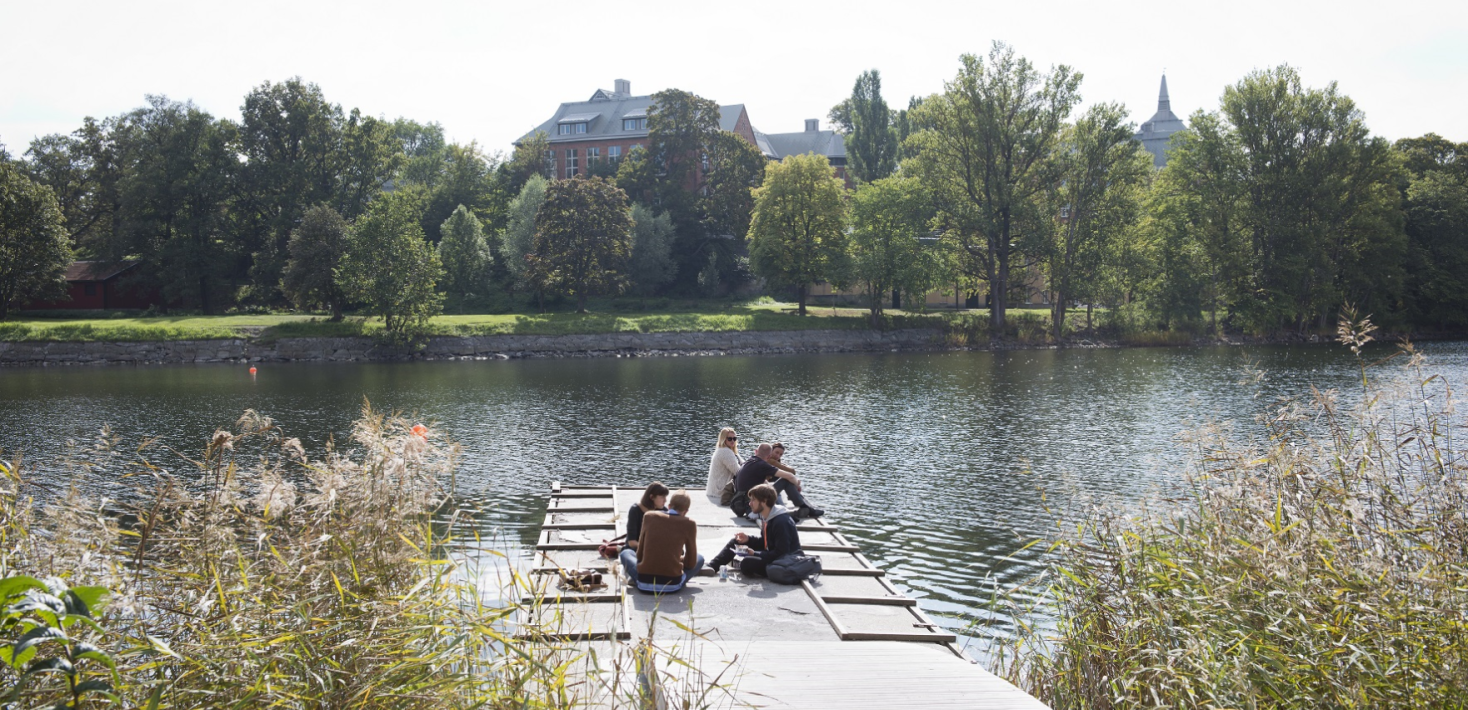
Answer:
[{"xmin": 1, "ymin": 301, "xmax": 966, "ymax": 342}]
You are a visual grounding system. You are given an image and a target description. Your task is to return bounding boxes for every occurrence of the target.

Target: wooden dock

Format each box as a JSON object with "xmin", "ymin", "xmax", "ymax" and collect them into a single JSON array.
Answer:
[{"xmin": 516, "ymin": 483, "xmax": 1049, "ymax": 709}]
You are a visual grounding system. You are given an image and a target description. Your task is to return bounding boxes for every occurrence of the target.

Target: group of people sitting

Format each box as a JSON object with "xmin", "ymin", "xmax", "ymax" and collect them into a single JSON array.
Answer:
[{"xmin": 613, "ymin": 427, "xmax": 826, "ymax": 594}]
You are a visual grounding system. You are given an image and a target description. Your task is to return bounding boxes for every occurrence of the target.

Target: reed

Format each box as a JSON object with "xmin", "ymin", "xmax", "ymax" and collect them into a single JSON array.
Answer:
[
  {"xmin": 986, "ymin": 312, "xmax": 1468, "ymax": 707},
  {"xmin": 1, "ymin": 404, "xmax": 736, "ymax": 708}
]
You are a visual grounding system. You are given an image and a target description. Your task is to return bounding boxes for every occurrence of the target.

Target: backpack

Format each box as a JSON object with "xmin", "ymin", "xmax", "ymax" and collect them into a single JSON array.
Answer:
[
  {"xmin": 766, "ymin": 553, "xmax": 822, "ymax": 585},
  {"xmin": 719, "ymin": 479, "xmax": 736, "ymax": 506},
  {"xmin": 729, "ymin": 489, "xmax": 750, "ymax": 517}
]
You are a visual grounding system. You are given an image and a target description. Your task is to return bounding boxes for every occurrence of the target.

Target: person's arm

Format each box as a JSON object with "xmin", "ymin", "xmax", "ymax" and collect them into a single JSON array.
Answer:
[
  {"xmin": 683, "ymin": 524, "xmax": 698, "ymax": 573},
  {"xmin": 625, "ymin": 506, "xmax": 643, "ymax": 550},
  {"xmin": 772, "ymin": 460, "xmax": 796, "ymax": 475},
  {"xmin": 761, "ymin": 517, "xmax": 798, "ymax": 561}
]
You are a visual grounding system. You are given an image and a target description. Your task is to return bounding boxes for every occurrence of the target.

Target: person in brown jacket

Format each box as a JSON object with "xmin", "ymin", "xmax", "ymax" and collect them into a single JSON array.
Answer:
[{"xmin": 630, "ymin": 490, "xmax": 704, "ymax": 593}]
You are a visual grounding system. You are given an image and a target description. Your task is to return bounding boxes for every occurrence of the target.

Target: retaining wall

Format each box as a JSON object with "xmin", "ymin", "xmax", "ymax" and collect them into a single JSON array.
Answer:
[{"xmin": 0, "ymin": 329, "xmax": 947, "ymax": 367}]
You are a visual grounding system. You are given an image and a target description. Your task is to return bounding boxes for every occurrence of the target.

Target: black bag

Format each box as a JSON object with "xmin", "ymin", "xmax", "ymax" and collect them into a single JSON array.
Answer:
[
  {"xmin": 730, "ymin": 489, "xmax": 750, "ymax": 517},
  {"xmin": 766, "ymin": 553, "xmax": 822, "ymax": 585}
]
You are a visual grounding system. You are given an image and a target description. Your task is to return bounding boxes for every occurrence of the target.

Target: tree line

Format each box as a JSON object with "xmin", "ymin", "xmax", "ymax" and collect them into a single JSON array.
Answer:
[{"xmin": 4, "ymin": 51, "xmax": 1467, "ymax": 338}]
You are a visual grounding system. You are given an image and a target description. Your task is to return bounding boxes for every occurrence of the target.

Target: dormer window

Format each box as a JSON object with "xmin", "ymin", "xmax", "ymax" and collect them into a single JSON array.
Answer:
[
  {"xmin": 557, "ymin": 113, "xmax": 597, "ymax": 136},
  {"xmin": 622, "ymin": 117, "xmax": 646, "ymax": 131}
]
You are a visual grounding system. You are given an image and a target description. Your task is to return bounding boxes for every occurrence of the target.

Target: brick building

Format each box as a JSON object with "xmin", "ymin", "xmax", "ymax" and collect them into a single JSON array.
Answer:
[{"xmin": 517, "ymin": 79, "xmax": 848, "ymax": 184}]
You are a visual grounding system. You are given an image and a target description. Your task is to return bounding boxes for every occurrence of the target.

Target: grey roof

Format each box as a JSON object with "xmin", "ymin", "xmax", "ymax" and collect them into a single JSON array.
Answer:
[
  {"xmin": 517, "ymin": 94, "xmax": 750, "ymax": 146},
  {"xmin": 757, "ymin": 129, "xmax": 846, "ymax": 161},
  {"xmin": 1134, "ymin": 75, "xmax": 1187, "ymax": 168}
]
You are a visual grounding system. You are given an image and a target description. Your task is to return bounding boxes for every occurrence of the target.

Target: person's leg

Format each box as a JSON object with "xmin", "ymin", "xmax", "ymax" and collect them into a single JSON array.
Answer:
[
  {"xmin": 774, "ymin": 478, "xmax": 822, "ymax": 516},
  {"xmin": 740, "ymin": 556, "xmax": 769, "ymax": 578},
  {"xmin": 708, "ymin": 538, "xmax": 739, "ymax": 570},
  {"xmin": 619, "ymin": 548, "xmax": 639, "ymax": 580},
  {"xmin": 682, "ymin": 554, "xmax": 706, "ymax": 585}
]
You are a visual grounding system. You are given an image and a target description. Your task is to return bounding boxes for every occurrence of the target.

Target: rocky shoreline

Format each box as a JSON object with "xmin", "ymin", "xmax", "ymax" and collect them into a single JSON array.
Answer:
[
  {"xmin": 0, "ymin": 329, "xmax": 949, "ymax": 367},
  {"xmin": 4, "ymin": 327, "xmax": 1458, "ymax": 368}
]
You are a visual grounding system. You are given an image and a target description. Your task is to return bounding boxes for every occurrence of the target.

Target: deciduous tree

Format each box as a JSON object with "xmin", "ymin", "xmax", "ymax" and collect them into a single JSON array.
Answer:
[
  {"xmin": 337, "ymin": 191, "xmax": 443, "ymax": 341},
  {"xmin": 529, "ymin": 177, "xmax": 633, "ymax": 313},
  {"xmin": 1039, "ymin": 103, "xmax": 1152, "ymax": 338},
  {"xmin": 830, "ymin": 70, "xmax": 898, "ymax": 183},
  {"xmin": 437, "ymin": 204, "xmax": 491, "ymax": 301},
  {"xmin": 0, "ymin": 161, "xmax": 72, "ymax": 319},
  {"xmin": 499, "ymin": 174, "xmax": 547, "ymax": 292},
  {"xmin": 747, "ymin": 153, "xmax": 848, "ymax": 315},
  {"xmin": 849, "ymin": 176, "xmax": 933, "ymax": 319},
  {"xmin": 909, "ymin": 42, "xmax": 1081, "ymax": 338},
  {"xmin": 628, "ymin": 203, "xmax": 675, "ymax": 295},
  {"xmin": 282, "ymin": 204, "xmax": 349, "ymax": 320}
]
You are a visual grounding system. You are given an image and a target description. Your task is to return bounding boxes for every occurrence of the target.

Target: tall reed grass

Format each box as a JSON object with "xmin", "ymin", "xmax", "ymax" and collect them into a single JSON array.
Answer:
[
  {"xmin": 987, "ymin": 313, "xmax": 1468, "ymax": 707},
  {"xmin": 1, "ymin": 404, "xmax": 733, "ymax": 708}
]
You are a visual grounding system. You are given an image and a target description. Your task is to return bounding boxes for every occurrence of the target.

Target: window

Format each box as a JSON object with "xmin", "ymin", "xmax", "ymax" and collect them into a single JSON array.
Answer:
[
  {"xmin": 622, "ymin": 117, "xmax": 646, "ymax": 131},
  {"xmin": 631, "ymin": 143, "xmax": 643, "ymax": 152},
  {"xmin": 565, "ymin": 148, "xmax": 578, "ymax": 178},
  {"xmin": 84, "ymin": 283, "xmax": 97, "ymax": 296},
  {"xmin": 587, "ymin": 147, "xmax": 600, "ymax": 168},
  {"xmin": 557, "ymin": 123, "xmax": 588, "ymax": 135},
  {"xmin": 609, "ymin": 145, "xmax": 621, "ymax": 160}
]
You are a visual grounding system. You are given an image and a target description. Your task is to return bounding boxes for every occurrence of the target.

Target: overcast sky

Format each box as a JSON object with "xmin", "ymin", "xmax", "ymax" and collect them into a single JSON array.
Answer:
[{"xmin": 3, "ymin": 0, "xmax": 1466, "ymax": 158}]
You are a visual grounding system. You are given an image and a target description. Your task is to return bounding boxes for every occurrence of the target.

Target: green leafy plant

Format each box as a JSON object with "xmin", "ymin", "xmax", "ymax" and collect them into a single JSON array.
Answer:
[{"xmin": 1, "ymin": 575, "xmax": 118, "ymax": 708}]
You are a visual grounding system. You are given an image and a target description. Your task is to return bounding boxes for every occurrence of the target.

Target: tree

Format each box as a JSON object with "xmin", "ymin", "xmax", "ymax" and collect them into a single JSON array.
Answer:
[
  {"xmin": 236, "ymin": 78, "xmax": 345, "ymax": 304},
  {"xmin": 747, "ymin": 153, "xmax": 848, "ymax": 315},
  {"xmin": 908, "ymin": 42, "xmax": 1081, "ymax": 338},
  {"xmin": 1221, "ymin": 66, "xmax": 1404, "ymax": 332},
  {"xmin": 849, "ymin": 176, "xmax": 933, "ymax": 319},
  {"xmin": 281, "ymin": 204, "xmax": 349, "ymax": 320},
  {"xmin": 628, "ymin": 203, "xmax": 676, "ymax": 294},
  {"xmin": 500, "ymin": 131, "xmax": 553, "ymax": 196},
  {"xmin": 647, "ymin": 89, "xmax": 723, "ymax": 289},
  {"xmin": 1039, "ymin": 103, "xmax": 1152, "ymax": 338},
  {"xmin": 0, "ymin": 161, "xmax": 72, "ymax": 319},
  {"xmin": 337, "ymin": 191, "xmax": 444, "ymax": 341},
  {"xmin": 1139, "ymin": 111, "xmax": 1249, "ymax": 331},
  {"xmin": 499, "ymin": 174, "xmax": 548, "ymax": 292},
  {"xmin": 830, "ymin": 70, "xmax": 899, "ymax": 183},
  {"xmin": 1397, "ymin": 134, "xmax": 1468, "ymax": 328},
  {"xmin": 115, "ymin": 96, "xmax": 239, "ymax": 313},
  {"xmin": 437, "ymin": 204, "xmax": 491, "ymax": 301},
  {"xmin": 529, "ymin": 177, "xmax": 633, "ymax": 313}
]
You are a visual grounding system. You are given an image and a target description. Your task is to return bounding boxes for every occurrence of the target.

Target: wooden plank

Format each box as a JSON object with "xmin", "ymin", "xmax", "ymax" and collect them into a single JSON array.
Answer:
[
  {"xmin": 801, "ymin": 579, "xmax": 851, "ymax": 640},
  {"xmin": 797, "ymin": 523, "xmax": 840, "ymax": 532},
  {"xmin": 819, "ymin": 595, "xmax": 917, "ymax": 607},
  {"xmin": 520, "ymin": 593, "xmax": 621, "ymax": 604},
  {"xmin": 535, "ymin": 542, "xmax": 602, "ymax": 551},
  {"xmin": 550, "ymin": 491, "xmax": 616, "ymax": 499},
  {"xmin": 513, "ymin": 630, "xmax": 630, "ymax": 641},
  {"xmin": 540, "ymin": 522, "xmax": 617, "ymax": 530},
  {"xmin": 819, "ymin": 568, "xmax": 885, "ymax": 577},
  {"xmin": 801, "ymin": 543, "xmax": 861, "ymax": 553},
  {"xmin": 842, "ymin": 630, "xmax": 959, "ymax": 643}
]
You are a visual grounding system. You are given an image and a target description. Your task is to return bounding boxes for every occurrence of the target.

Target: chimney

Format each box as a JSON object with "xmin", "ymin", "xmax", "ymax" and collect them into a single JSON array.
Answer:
[
  {"xmin": 805, "ymin": 119, "xmax": 819, "ymax": 132},
  {"xmin": 615, "ymin": 78, "xmax": 631, "ymax": 97}
]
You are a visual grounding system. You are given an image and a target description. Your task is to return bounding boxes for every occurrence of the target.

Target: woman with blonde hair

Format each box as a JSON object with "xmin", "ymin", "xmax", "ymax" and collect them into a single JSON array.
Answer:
[{"xmin": 706, "ymin": 427, "xmax": 741, "ymax": 503}]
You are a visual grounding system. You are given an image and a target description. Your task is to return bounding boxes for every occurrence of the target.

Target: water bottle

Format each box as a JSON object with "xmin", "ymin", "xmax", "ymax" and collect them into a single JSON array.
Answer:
[{"xmin": 719, "ymin": 566, "xmax": 728, "ymax": 581}]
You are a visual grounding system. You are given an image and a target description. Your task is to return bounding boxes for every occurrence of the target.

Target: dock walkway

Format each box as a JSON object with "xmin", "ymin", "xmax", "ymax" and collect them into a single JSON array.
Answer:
[{"xmin": 518, "ymin": 483, "xmax": 1049, "ymax": 709}]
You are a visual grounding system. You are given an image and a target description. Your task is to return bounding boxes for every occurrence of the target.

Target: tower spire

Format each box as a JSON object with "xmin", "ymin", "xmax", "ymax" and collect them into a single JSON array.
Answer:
[{"xmin": 1158, "ymin": 74, "xmax": 1170, "ymax": 113}]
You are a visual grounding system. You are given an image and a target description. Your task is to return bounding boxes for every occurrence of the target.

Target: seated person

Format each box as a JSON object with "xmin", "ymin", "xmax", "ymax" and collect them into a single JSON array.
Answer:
[
  {"xmin": 734, "ymin": 443, "xmax": 824, "ymax": 519},
  {"xmin": 768, "ymin": 441, "xmax": 823, "ymax": 519},
  {"xmin": 618, "ymin": 482, "xmax": 668, "ymax": 577},
  {"xmin": 626, "ymin": 490, "xmax": 704, "ymax": 593},
  {"xmin": 709, "ymin": 484, "xmax": 801, "ymax": 578},
  {"xmin": 706, "ymin": 427, "xmax": 741, "ymax": 503}
]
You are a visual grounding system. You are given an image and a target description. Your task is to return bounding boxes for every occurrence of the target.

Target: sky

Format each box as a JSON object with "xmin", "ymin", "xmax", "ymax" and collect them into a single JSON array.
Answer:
[{"xmin": 3, "ymin": 0, "xmax": 1466, "ymax": 158}]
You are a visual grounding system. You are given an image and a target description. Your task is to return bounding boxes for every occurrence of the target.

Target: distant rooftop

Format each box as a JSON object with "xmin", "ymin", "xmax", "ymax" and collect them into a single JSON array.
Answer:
[{"xmin": 1135, "ymin": 74, "xmax": 1187, "ymax": 168}]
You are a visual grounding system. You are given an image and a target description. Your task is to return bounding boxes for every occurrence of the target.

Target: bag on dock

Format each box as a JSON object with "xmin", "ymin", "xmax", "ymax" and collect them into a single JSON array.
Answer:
[
  {"xmin": 730, "ymin": 489, "xmax": 751, "ymax": 517},
  {"xmin": 766, "ymin": 554, "xmax": 821, "ymax": 584},
  {"xmin": 719, "ymin": 480, "xmax": 736, "ymax": 506}
]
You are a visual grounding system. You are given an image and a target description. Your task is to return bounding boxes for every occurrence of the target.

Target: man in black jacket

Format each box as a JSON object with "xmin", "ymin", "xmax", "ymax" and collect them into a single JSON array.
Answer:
[{"xmin": 709, "ymin": 484, "xmax": 801, "ymax": 577}]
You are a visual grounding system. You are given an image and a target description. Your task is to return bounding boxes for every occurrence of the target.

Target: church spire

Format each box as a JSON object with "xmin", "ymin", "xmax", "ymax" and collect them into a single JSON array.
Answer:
[{"xmin": 1158, "ymin": 74, "xmax": 1170, "ymax": 113}]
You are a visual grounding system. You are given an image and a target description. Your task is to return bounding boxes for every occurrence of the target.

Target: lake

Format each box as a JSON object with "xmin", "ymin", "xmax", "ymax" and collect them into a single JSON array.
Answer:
[{"xmin": 5, "ymin": 340, "xmax": 1465, "ymax": 646}]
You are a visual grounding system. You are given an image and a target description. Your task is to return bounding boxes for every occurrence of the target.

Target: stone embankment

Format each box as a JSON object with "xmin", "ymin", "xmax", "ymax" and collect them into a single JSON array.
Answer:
[{"xmin": 0, "ymin": 329, "xmax": 946, "ymax": 367}]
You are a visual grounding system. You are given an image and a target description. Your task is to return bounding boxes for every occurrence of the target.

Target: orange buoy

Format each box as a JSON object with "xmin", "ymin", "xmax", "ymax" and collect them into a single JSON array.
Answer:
[
  {"xmin": 411, "ymin": 424, "xmax": 429, "ymax": 439},
  {"xmin": 249, "ymin": 366, "xmax": 257, "ymax": 375}
]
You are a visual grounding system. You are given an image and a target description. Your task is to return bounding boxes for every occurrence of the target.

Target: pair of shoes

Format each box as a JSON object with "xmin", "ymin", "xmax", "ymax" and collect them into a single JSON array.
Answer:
[{"xmin": 800, "ymin": 506, "xmax": 824, "ymax": 520}]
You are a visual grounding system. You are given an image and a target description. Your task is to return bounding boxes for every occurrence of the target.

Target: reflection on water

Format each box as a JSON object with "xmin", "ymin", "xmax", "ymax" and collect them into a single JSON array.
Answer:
[{"xmin": 5, "ymin": 341, "xmax": 1467, "ymax": 641}]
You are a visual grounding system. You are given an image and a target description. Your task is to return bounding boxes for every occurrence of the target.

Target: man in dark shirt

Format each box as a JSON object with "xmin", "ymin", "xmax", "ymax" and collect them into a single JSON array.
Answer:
[
  {"xmin": 709, "ymin": 484, "xmax": 801, "ymax": 577},
  {"xmin": 734, "ymin": 442, "xmax": 824, "ymax": 519}
]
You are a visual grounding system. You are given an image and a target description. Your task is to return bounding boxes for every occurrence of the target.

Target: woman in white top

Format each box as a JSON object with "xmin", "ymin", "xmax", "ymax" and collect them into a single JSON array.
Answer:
[{"xmin": 706, "ymin": 427, "xmax": 742, "ymax": 500}]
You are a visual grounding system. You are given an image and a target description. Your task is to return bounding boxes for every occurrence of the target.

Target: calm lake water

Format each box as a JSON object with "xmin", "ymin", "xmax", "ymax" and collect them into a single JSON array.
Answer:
[{"xmin": 5, "ymin": 341, "xmax": 1466, "ymax": 645}]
